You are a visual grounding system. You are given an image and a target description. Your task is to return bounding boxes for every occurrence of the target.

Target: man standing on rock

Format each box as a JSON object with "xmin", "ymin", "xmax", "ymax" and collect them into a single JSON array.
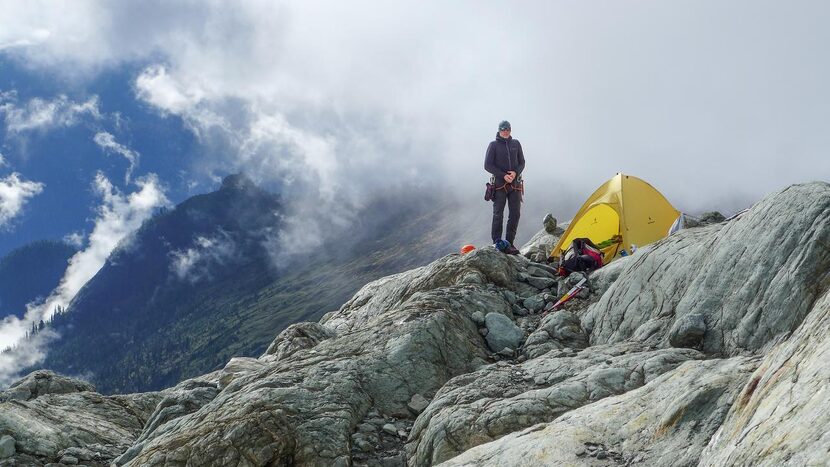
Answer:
[{"xmin": 485, "ymin": 120, "xmax": 525, "ymax": 255}]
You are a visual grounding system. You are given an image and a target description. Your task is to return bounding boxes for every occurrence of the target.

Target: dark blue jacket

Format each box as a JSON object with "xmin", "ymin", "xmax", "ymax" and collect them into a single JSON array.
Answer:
[{"xmin": 484, "ymin": 133, "xmax": 525, "ymax": 187}]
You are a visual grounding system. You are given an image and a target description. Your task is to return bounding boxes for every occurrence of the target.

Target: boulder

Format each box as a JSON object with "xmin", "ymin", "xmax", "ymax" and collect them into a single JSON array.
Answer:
[
  {"xmin": 543, "ymin": 214, "xmax": 558, "ymax": 234},
  {"xmin": 519, "ymin": 215, "xmax": 563, "ymax": 262},
  {"xmin": 521, "ymin": 296, "xmax": 545, "ymax": 313},
  {"xmin": 441, "ymin": 357, "xmax": 758, "ymax": 466},
  {"xmin": 407, "ymin": 345, "xmax": 705, "ymax": 465},
  {"xmin": 115, "ymin": 379, "xmax": 220, "ymax": 466},
  {"xmin": 484, "ymin": 313, "xmax": 524, "ymax": 352},
  {"xmin": 0, "ymin": 387, "xmax": 163, "ymax": 464},
  {"xmin": 58, "ymin": 455, "xmax": 78, "ymax": 465},
  {"xmin": 526, "ymin": 264, "xmax": 557, "ymax": 279},
  {"xmin": 263, "ymin": 322, "xmax": 336, "ymax": 360},
  {"xmin": 699, "ymin": 211, "xmax": 726, "ymax": 224},
  {"xmin": 525, "ymin": 275, "xmax": 556, "ymax": 290},
  {"xmin": 524, "ymin": 310, "xmax": 588, "ymax": 359},
  {"xmin": 555, "ymin": 273, "xmax": 588, "ymax": 297},
  {"xmin": 1, "ymin": 370, "xmax": 95, "ymax": 402},
  {"xmin": 669, "ymin": 313, "xmax": 707, "ymax": 348},
  {"xmin": 407, "ymin": 394, "xmax": 429, "ymax": 414},
  {"xmin": 325, "ymin": 248, "xmax": 518, "ymax": 334},
  {"xmin": 0, "ymin": 435, "xmax": 15, "ymax": 458}
]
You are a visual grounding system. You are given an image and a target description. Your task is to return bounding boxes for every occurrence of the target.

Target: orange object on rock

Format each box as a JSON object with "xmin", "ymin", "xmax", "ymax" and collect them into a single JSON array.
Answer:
[{"xmin": 460, "ymin": 244, "xmax": 476, "ymax": 254}]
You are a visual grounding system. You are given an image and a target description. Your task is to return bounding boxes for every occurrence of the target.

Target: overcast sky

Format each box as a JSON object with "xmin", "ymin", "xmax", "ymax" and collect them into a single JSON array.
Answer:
[{"xmin": 2, "ymin": 0, "xmax": 827, "ymax": 218}]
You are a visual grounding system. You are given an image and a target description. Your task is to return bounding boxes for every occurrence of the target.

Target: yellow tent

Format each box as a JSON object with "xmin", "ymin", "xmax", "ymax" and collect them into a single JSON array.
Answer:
[{"xmin": 550, "ymin": 173, "xmax": 680, "ymax": 264}]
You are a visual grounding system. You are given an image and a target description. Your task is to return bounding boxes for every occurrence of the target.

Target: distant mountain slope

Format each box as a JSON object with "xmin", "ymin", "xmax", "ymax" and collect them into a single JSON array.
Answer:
[
  {"xmin": 38, "ymin": 176, "xmax": 462, "ymax": 393},
  {"xmin": 0, "ymin": 240, "xmax": 76, "ymax": 319}
]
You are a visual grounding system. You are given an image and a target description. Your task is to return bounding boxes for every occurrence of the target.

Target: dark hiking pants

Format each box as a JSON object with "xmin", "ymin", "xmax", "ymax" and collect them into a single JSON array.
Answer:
[{"xmin": 491, "ymin": 188, "xmax": 521, "ymax": 244}]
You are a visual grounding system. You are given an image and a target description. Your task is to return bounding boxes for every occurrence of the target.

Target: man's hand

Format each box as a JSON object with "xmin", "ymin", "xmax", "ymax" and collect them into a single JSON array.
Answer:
[{"xmin": 504, "ymin": 171, "xmax": 516, "ymax": 183}]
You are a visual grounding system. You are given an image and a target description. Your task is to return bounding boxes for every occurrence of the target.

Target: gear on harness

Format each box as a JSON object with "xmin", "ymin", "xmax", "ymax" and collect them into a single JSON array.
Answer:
[{"xmin": 485, "ymin": 175, "xmax": 525, "ymax": 202}]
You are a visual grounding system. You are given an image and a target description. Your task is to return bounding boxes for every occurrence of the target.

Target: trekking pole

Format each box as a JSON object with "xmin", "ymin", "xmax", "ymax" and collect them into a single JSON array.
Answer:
[{"xmin": 543, "ymin": 277, "xmax": 587, "ymax": 315}]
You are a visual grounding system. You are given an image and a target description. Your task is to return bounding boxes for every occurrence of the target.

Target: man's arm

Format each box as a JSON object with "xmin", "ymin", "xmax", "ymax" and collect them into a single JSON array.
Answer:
[{"xmin": 484, "ymin": 142, "xmax": 507, "ymax": 180}]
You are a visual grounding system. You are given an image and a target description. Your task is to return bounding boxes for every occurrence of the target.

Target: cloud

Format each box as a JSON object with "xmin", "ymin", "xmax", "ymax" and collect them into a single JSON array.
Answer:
[
  {"xmin": 170, "ymin": 231, "xmax": 237, "ymax": 283},
  {"xmin": 39, "ymin": 173, "xmax": 169, "ymax": 316},
  {"xmin": 0, "ymin": 1, "xmax": 107, "ymax": 70},
  {"xmin": 93, "ymin": 131, "xmax": 140, "ymax": 183},
  {"xmin": 0, "ymin": 93, "xmax": 101, "ymax": 134},
  {"xmin": 1, "ymin": 2, "xmax": 829, "ymax": 223},
  {"xmin": 0, "ymin": 327, "xmax": 57, "ymax": 386},
  {"xmin": 63, "ymin": 231, "xmax": 85, "ymax": 248},
  {"xmin": 170, "ymin": 229, "xmax": 237, "ymax": 283},
  {"xmin": 0, "ymin": 172, "xmax": 169, "ymax": 385},
  {"xmin": 0, "ymin": 29, "xmax": 51, "ymax": 52},
  {"xmin": 0, "ymin": 172, "xmax": 44, "ymax": 229},
  {"xmin": 135, "ymin": 65, "xmax": 206, "ymax": 117}
]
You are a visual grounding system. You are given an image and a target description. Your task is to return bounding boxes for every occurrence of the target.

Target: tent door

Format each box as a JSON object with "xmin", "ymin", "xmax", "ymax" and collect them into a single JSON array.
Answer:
[{"xmin": 560, "ymin": 203, "xmax": 621, "ymax": 264}]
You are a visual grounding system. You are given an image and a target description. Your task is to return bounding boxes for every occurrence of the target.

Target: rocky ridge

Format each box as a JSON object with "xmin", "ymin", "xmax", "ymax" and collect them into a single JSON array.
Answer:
[{"xmin": 0, "ymin": 182, "xmax": 827, "ymax": 466}]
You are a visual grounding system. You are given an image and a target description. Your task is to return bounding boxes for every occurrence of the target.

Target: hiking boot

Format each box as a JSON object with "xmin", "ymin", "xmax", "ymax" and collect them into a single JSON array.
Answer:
[{"xmin": 505, "ymin": 244, "xmax": 520, "ymax": 255}]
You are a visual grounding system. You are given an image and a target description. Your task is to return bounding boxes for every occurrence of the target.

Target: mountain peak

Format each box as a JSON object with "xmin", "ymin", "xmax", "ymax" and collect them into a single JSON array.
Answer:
[{"xmin": 220, "ymin": 173, "xmax": 257, "ymax": 192}]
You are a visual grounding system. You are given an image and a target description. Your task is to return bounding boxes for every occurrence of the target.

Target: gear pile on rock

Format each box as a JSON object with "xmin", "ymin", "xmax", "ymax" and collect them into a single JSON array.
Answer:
[{"xmin": 1, "ymin": 182, "xmax": 829, "ymax": 466}]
